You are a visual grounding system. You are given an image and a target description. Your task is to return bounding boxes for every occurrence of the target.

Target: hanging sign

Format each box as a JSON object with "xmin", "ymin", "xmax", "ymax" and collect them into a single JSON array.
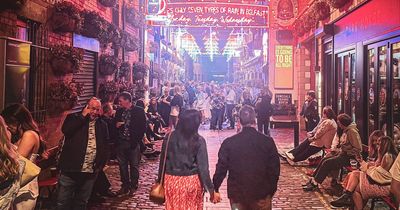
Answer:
[
  {"xmin": 155, "ymin": 2, "xmax": 269, "ymax": 28},
  {"xmin": 275, "ymin": 45, "xmax": 293, "ymax": 89}
]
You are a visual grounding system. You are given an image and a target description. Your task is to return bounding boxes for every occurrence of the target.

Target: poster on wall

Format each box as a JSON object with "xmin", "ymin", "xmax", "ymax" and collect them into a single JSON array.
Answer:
[{"xmin": 274, "ymin": 45, "xmax": 293, "ymax": 89}]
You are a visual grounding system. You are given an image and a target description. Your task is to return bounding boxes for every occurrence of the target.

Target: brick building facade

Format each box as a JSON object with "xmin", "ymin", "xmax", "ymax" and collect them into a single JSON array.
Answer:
[{"xmin": 0, "ymin": 0, "xmax": 143, "ymax": 147}]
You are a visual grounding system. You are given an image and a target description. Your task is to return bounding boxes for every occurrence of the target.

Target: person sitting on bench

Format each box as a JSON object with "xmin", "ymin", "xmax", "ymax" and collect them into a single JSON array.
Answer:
[
  {"xmin": 302, "ymin": 114, "xmax": 362, "ymax": 192},
  {"xmin": 286, "ymin": 106, "xmax": 337, "ymax": 162},
  {"xmin": 330, "ymin": 136, "xmax": 398, "ymax": 209}
]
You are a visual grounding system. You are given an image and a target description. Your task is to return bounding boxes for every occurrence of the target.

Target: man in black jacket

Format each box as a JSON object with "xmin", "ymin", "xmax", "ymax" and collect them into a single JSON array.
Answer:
[
  {"xmin": 300, "ymin": 90, "xmax": 320, "ymax": 132},
  {"xmin": 115, "ymin": 92, "xmax": 147, "ymax": 196},
  {"xmin": 212, "ymin": 105, "xmax": 280, "ymax": 209},
  {"xmin": 57, "ymin": 97, "xmax": 109, "ymax": 210},
  {"xmin": 255, "ymin": 87, "xmax": 273, "ymax": 136}
]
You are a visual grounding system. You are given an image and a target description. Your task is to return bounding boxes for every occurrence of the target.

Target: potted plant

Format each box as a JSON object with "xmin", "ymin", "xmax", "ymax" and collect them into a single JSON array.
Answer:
[
  {"xmin": 119, "ymin": 62, "xmax": 131, "ymax": 79},
  {"xmin": 303, "ymin": 14, "xmax": 317, "ymax": 32},
  {"xmin": 99, "ymin": 23, "xmax": 121, "ymax": 46},
  {"xmin": 328, "ymin": 0, "xmax": 350, "ymax": 9},
  {"xmin": 125, "ymin": 6, "xmax": 144, "ymax": 27},
  {"xmin": 80, "ymin": 10, "xmax": 107, "ymax": 39},
  {"xmin": 121, "ymin": 31, "xmax": 139, "ymax": 51},
  {"xmin": 0, "ymin": 0, "xmax": 26, "ymax": 10},
  {"xmin": 132, "ymin": 62, "xmax": 148, "ymax": 81},
  {"xmin": 98, "ymin": 0, "xmax": 117, "ymax": 7},
  {"xmin": 48, "ymin": 81, "xmax": 84, "ymax": 113},
  {"xmin": 49, "ymin": 45, "xmax": 84, "ymax": 76},
  {"xmin": 99, "ymin": 54, "xmax": 121, "ymax": 75},
  {"xmin": 313, "ymin": 1, "xmax": 331, "ymax": 21},
  {"xmin": 98, "ymin": 81, "xmax": 119, "ymax": 102},
  {"xmin": 119, "ymin": 81, "xmax": 137, "ymax": 96},
  {"xmin": 51, "ymin": 2, "xmax": 82, "ymax": 33}
]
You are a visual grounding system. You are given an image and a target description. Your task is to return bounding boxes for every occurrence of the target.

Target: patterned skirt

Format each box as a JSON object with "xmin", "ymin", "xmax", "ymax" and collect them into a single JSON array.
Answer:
[
  {"xmin": 164, "ymin": 174, "xmax": 203, "ymax": 210},
  {"xmin": 359, "ymin": 172, "xmax": 391, "ymax": 199}
]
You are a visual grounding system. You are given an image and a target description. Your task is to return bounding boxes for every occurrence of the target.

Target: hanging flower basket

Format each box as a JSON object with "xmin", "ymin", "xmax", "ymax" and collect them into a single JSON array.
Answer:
[
  {"xmin": 49, "ymin": 45, "xmax": 84, "ymax": 76},
  {"xmin": 328, "ymin": 0, "xmax": 350, "ymax": 9},
  {"xmin": 303, "ymin": 14, "xmax": 317, "ymax": 32},
  {"xmin": 125, "ymin": 6, "xmax": 144, "ymax": 27},
  {"xmin": 121, "ymin": 31, "xmax": 139, "ymax": 51},
  {"xmin": 99, "ymin": 54, "xmax": 121, "ymax": 76},
  {"xmin": 119, "ymin": 62, "xmax": 131, "ymax": 79},
  {"xmin": 0, "ymin": 0, "xmax": 26, "ymax": 11},
  {"xmin": 98, "ymin": 81, "xmax": 119, "ymax": 102},
  {"xmin": 132, "ymin": 62, "xmax": 148, "ymax": 81},
  {"xmin": 51, "ymin": 2, "xmax": 82, "ymax": 33},
  {"xmin": 99, "ymin": 23, "xmax": 121, "ymax": 46},
  {"xmin": 313, "ymin": 1, "xmax": 331, "ymax": 21},
  {"xmin": 293, "ymin": 20, "xmax": 306, "ymax": 37},
  {"xmin": 80, "ymin": 10, "xmax": 107, "ymax": 39},
  {"xmin": 98, "ymin": 0, "xmax": 117, "ymax": 7},
  {"xmin": 48, "ymin": 81, "xmax": 84, "ymax": 113},
  {"xmin": 119, "ymin": 81, "xmax": 137, "ymax": 96}
]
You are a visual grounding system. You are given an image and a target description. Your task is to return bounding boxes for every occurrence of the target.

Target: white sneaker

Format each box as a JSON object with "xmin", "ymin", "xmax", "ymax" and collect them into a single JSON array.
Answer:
[{"xmin": 285, "ymin": 151, "xmax": 295, "ymax": 160}]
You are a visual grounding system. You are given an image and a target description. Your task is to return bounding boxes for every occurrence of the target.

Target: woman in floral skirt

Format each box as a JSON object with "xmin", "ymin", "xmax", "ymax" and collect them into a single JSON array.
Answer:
[{"xmin": 157, "ymin": 109, "xmax": 216, "ymax": 209}]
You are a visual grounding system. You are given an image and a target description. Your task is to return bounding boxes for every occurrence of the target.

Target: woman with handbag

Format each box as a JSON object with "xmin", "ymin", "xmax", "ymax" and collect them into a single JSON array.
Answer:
[
  {"xmin": 330, "ymin": 136, "xmax": 398, "ymax": 209},
  {"xmin": 156, "ymin": 109, "xmax": 216, "ymax": 209},
  {"xmin": 0, "ymin": 116, "xmax": 25, "ymax": 210},
  {"xmin": 1, "ymin": 104, "xmax": 45, "ymax": 210}
]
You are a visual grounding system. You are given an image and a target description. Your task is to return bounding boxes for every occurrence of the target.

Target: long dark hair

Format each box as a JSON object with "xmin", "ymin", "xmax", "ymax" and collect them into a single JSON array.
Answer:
[
  {"xmin": 175, "ymin": 109, "xmax": 201, "ymax": 152},
  {"xmin": 1, "ymin": 104, "xmax": 45, "ymax": 154},
  {"xmin": 377, "ymin": 136, "xmax": 398, "ymax": 163},
  {"xmin": 176, "ymin": 109, "xmax": 201, "ymax": 139}
]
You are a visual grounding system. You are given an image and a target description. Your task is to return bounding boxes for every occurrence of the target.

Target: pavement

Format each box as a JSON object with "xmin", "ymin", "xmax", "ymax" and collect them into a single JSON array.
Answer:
[{"xmin": 87, "ymin": 127, "xmax": 387, "ymax": 210}]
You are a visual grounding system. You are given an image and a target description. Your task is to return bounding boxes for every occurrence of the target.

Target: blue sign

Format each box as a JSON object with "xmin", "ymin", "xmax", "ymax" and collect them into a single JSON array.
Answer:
[{"xmin": 73, "ymin": 34, "xmax": 100, "ymax": 52}]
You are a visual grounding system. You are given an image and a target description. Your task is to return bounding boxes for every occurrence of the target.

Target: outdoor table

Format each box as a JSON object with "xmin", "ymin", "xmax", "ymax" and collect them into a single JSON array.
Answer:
[{"xmin": 270, "ymin": 115, "xmax": 300, "ymax": 147}]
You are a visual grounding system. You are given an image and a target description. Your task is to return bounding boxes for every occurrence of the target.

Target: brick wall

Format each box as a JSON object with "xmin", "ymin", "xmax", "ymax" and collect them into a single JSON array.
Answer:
[{"xmin": 0, "ymin": 0, "xmax": 141, "ymax": 147}]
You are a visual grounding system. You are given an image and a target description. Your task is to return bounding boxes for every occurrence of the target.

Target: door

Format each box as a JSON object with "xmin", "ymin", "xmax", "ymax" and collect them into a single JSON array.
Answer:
[
  {"xmin": 335, "ymin": 50, "xmax": 356, "ymax": 120},
  {"xmin": 367, "ymin": 37, "xmax": 400, "ymax": 148}
]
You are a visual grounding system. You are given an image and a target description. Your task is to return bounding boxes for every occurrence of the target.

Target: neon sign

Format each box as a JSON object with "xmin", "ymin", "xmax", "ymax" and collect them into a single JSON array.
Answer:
[{"xmin": 155, "ymin": 2, "xmax": 268, "ymax": 28}]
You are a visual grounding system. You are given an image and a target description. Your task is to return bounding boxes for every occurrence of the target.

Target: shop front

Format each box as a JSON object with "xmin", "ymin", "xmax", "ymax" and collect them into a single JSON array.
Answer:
[{"xmin": 323, "ymin": 0, "xmax": 400, "ymax": 146}]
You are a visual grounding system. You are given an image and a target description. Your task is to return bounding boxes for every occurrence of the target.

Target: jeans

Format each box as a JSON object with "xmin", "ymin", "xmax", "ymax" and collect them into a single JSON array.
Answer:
[
  {"xmin": 230, "ymin": 195, "xmax": 272, "ymax": 210},
  {"xmin": 313, "ymin": 153, "xmax": 350, "ymax": 184},
  {"xmin": 306, "ymin": 117, "xmax": 320, "ymax": 132},
  {"xmin": 116, "ymin": 141, "xmax": 141, "ymax": 189},
  {"xmin": 289, "ymin": 139, "xmax": 322, "ymax": 162},
  {"xmin": 211, "ymin": 108, "xmax": 224, "ymax": 130},
  {"xmin": 56, "ymin": 172, "xmax": 98, "ymax": 210},
  {"xmin": 257, "ymin": 116, "xmax": 270, "ymax": 136},
  {"xmin": 92, "ymin": 170, "xmax": 111, "ymax": 195},
  {"xmin": 226, "ymin": 104, "xmax": 235, "ymax": 128}
]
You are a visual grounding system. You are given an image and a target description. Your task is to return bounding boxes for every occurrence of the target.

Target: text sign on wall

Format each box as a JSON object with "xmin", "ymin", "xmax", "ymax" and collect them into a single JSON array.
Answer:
[
  {"xmin": 275, "ymin": 45, "xmax": 293, "ymax": 89},
  {"xmin": 163, "ymin": 2, "xmax": 269, "ymax": 28}
]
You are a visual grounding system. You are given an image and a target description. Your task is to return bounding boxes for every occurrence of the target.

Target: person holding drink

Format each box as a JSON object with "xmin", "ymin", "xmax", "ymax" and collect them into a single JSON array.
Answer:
[{"xmin": 330, "ymin": 136, "xmax": 398, "ymax": 209}]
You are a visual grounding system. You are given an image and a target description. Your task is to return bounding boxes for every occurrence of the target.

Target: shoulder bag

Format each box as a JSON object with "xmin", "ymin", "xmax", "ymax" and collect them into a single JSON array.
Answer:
[
  {"xmin": 19, "ymin": 155, "xmax": 41, "ymax": 187},
  {"xmin": 149, "ymin": 133, "xmax": 171, "ymax": 204}
]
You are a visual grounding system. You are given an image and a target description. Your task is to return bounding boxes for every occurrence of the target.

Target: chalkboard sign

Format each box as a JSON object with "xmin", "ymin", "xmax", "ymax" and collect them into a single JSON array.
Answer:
[{"xmin": 275, "ymin": 94, "xmax": 292, "ymax": 105}]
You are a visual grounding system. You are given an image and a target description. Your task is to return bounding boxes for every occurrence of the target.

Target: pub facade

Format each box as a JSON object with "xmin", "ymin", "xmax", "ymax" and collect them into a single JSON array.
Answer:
[{"xmin": 299, "ymin": 0, "xmax": 400, "ymax": 147}]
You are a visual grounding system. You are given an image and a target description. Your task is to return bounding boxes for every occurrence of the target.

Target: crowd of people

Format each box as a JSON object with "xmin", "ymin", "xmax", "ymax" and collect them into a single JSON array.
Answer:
[
  {"xmin": 150, "ymin": 81, "xmax": 274, "ymax": 134},
  {"xmin": 0, "ymin": 82, "xmax": 400, "ymax": 210}
]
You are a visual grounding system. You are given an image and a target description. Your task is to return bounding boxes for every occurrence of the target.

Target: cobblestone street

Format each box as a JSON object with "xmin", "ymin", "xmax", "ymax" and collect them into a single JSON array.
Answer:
[{"xmin": 88, "ymin": 127, "xmax": 365, "ymax": 210}]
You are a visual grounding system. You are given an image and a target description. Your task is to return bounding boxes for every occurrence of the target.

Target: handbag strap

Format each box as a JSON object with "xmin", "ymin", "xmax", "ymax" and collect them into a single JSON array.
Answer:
[{"xmin": 160, "ymin": 132, "xmax": 172, "ymax": 185}]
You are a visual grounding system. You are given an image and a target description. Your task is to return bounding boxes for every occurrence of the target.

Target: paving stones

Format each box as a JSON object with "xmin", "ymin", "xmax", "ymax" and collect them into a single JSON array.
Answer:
[{"xmin": 89, "ymin": 128, "xmax": 350, "ymax": 210}]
